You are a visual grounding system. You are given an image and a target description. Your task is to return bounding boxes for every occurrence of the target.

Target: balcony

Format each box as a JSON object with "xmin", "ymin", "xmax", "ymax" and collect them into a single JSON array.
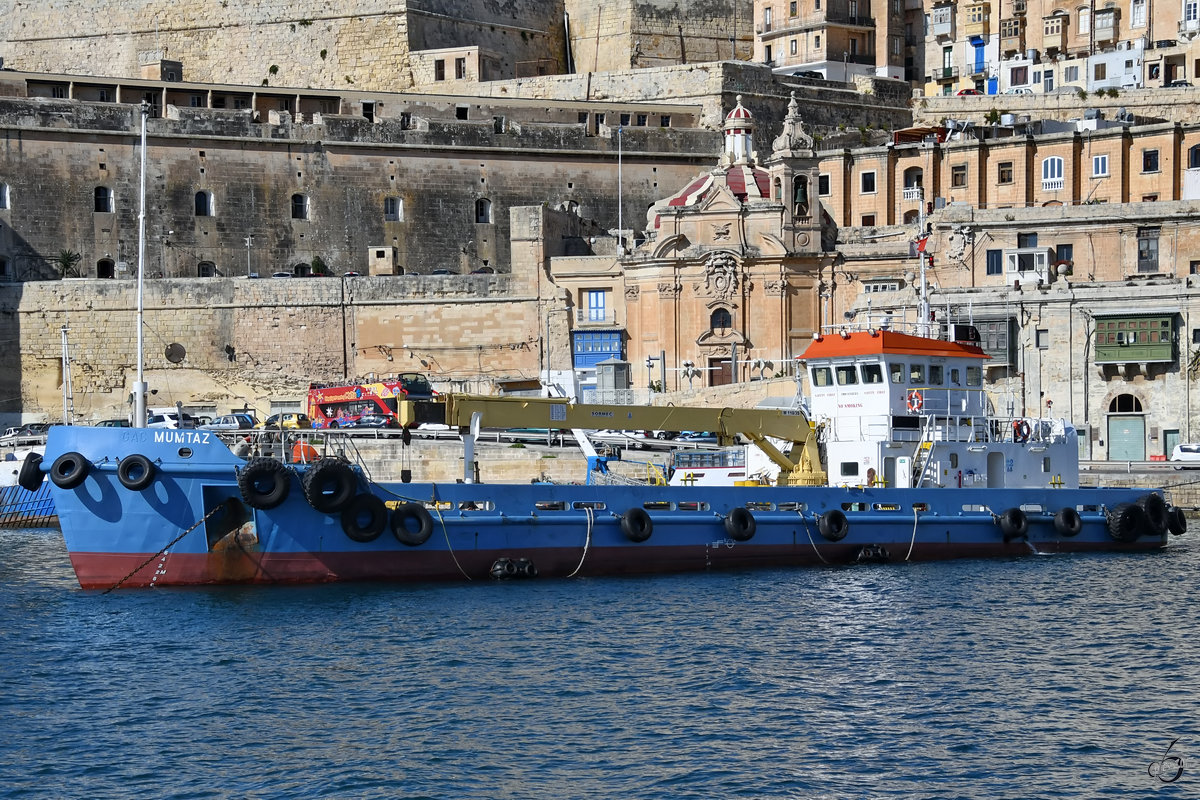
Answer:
[
  {"xmin": 1182, "ymin": 18, "xmax": 1200, "ymax": 36},
  {"xmin": 934, "ymin": 65, "xmax": 960, "ymax": 80},
  {"xmin": 826, "ymin": 12, "xmax": 877, "ymax": 27},
  {"xmin": 1004, "ymin": 247, "xmax": 1055, "ymax": 281},
  {"xmin": 575, "ymin": 309, "xmax": 617, "ymax": 326},
  {"xmin": 903, "ymin": 185, "xmax": 925, "ymax": 200},
  {"xmin": 964, "ymin": 5, "xmax": 992, "ymax": 37},
  {"xmin": 969, "ymin": 61, "xmax": 988, "ymax": 77},
  {"xmin": 1012, "ymin": 0, "xmax": 1026, "ymax": 14},
  {"xmin": 1042, "ymin": 28, "xmax": 1065, "ymax": 52},
  {"xmin": 1041, "ymin": 177, "xmax": 1064, "ymax": 191}
]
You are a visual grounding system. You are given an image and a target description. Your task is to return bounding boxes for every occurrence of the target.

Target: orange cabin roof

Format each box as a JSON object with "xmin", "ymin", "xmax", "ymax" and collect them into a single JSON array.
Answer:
[{"xmin": 799, "ymin": 330, "xmax": 989, "ymax": 361}]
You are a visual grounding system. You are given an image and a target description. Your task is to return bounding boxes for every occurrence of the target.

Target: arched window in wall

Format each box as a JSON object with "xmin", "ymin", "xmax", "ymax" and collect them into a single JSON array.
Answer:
[
  {"xmin": 291, "ymin": 193, "xmax": 309, "ymax": 220},
  {"xmin": 197, "ymin": 261, "xmax": 217, "ymax": 277},
  {"xmin": 194, "ymin": 191, "xmax": 214, "ymax": 217},
  {"xmin": 384, "ymin": 196, "xmax": 403, "ymax": 221},
  {"xmin": 1189, "ymin": 143, "xmax": 1200, "ymax": 169},
  {"xmin": 97, "ymin": 259, "xmax": 115, "ymax": 279},
  {"xmin": 710, "ymin": 307, "xmax": 732, "ymax": 333},
  {"xmin": 1108, "ymin": 394, "xmax": 1143, "ymax": 413},
  {"xmin": 94, "ymin": 186, "xmax": 114, "ymax": 213},
  {"xmin": 475, "ymin": 198, "xmax": 492, "ymax": 224}
]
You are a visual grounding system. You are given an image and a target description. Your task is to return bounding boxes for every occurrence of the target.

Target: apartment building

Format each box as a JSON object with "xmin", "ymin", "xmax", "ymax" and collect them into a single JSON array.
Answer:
[{"xmin": 753, "ymin": 0, "xmax": 910, "ymax": 80}]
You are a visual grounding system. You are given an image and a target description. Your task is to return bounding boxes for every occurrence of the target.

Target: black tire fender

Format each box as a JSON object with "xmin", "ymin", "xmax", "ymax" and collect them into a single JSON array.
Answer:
[
  {"xmin": 117, "ymin": 453, "xmax": 156, "ymax": 492},
  {"xmin": 817, "ymin": 509, "xmax": 849, "ymax": 542},
  {"xmin": 1053, "ymin": 506, "xmax": 1082, "ymax": 537},
  {"xmin": 1137, "ymin": 493, "xmax": 1169, "ymax": 535},
  {"xmin": 237, "ymin": 457, "xmax": 291, "ymax": 510},
  {"xmin": 997, "ymin": 507, "xmax": 1029, "ymax": 541},
  {"xmin": 1167, "ymin": 506, "xmax": 1188, "ymax": 537},
  {"xmin": 340, "ymin": 494, "xmax": 387, "ymax": 543},
  {"xmin": 49, "ymin": 451, "xmax": 90, "ymax": 490},
  {"xmin": 391, "ymin": 502, "xmax": 434, "ymax": 546},
  {"xmin": 1107, "ymin": 502, "xmax": 1146, "ymax": 543},
  {"xmin": 17, "ymin": 452, "xmax": 43, "ymax": 493},
  {"xmin": 724, "ymin": 507, "xmax": 756, "ymax": 541},
  {"xmin": 620, "ymin": 507, "xmax": 653, "ymax": 542},
  {"xmin": 301, "ymin": 459, "xmax": 357, "ymax": 513}
]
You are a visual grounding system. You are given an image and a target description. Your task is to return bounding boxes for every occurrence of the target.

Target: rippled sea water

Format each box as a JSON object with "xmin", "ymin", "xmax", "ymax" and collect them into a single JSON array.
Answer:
[{"xmin": 1, "ymin": 528, "xmax": 1197, "ymax": 799}]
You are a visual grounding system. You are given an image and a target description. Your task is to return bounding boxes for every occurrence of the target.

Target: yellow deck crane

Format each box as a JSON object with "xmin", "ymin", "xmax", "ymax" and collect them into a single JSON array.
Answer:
[{"xmin": 398, "ymin": 394, "xmax": 827, "ymax": 486}]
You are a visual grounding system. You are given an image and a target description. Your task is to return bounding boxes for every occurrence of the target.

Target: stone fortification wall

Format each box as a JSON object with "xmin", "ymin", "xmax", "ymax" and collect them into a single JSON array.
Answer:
[
  {"xmin": 0, "ymin": 1, "xmax": 565, "ymax": 92},
  {"xmin": 446, "ymin": 61, "xmax": 914, "ymax": 144},
  {"xmin": 0, "ymin": 275, "xmax": 544, "ymax": 424},
  {"xmin": 914, "ymin": 88, "xmax": 1200, "ymax": 127},
  {"xmin": 0, "ymin": 95, "xmax": 717, "ymax": 283},
  {"xmin": 565, "ymin": 0, "xmax": 754, "ymax": 73}
]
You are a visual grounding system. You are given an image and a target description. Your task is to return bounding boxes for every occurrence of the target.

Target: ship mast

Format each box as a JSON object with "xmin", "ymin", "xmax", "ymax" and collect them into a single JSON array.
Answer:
[{"xmin": 133, "ymin": 100, "xmax": 149, "ymax": 428}]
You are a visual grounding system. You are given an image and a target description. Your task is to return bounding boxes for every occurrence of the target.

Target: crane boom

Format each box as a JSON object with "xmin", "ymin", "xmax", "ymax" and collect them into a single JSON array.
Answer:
[{"xmin": 401, "ymin": 394, "xmax": 827, "ymax": 486}]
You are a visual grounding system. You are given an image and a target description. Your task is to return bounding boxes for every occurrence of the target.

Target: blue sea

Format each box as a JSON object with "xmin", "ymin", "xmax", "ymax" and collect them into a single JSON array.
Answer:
[{"xmin": 1, "ymin": 528, "xmax": 1197, "ymax": 800}]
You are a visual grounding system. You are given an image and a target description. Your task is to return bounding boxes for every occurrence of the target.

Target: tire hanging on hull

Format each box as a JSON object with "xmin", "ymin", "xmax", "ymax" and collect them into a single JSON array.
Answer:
[
  {"xmin": 237, "ymin": 457, "xmax": 292, "ymax": 510},
  {"xmin": 49, "ymin": 451, "xmax": 90, "ymax": 490},
  {"xmin": 1053, "ymin": 507, "xmax": 1082, "ymax": 537},
  {"xmin": 997, "ymin": 508, "xmax": 1028, "ymax": 541},
  {"xmin": 723, "ymin": 507, "xmax": 756, "ymax": 541},
  {"xmin": 301, "ymin": 459, "xmax": 357, "ymax": 513},
  {"xmin": 117, "ymin": 454, "xmax": 156, "ymax": 492},
  {"xmin": 391, "ymin": 502, "xmax": 434, "ymax": 546},
  {"xmin": 340, "ymin": 494, "xmax": 387, "ymax": 543},
  {"xmin": 1107, "ymin": 502, "xmax": 1146, "ymax": 543},
  {"xmin": 817, "ymin": 509, "xmax": 848, "ymax": 542},
  {"xmin": 620, "ymin": 507, "xmax": 653, "ymax": 542}
]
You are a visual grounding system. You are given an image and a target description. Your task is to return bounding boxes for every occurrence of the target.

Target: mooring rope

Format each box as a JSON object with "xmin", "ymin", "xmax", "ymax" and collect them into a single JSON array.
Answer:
[
  {"xmin": 904, "ymin": 507, "xmax": 920, "ymax": 562},
  {"xmin": 102, "ymin": 500, "xmax": 231, "ymax": 594},
  {"xmin": 801, "ymin": 511, "xmax": 829, "ymax": 565},
  {"xmin": 567, "ymin": 506, "xmax": 594, "ymax": 578},
  {"xmin": 431, "ymin": 503, "xmax": 471, "ymax": 581}
]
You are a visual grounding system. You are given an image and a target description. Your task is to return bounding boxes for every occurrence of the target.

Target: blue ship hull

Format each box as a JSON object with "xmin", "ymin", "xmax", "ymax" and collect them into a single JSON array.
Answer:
[{"xmin": 40, "ymin": 427, "xmax": 1179, "ymax": 590}]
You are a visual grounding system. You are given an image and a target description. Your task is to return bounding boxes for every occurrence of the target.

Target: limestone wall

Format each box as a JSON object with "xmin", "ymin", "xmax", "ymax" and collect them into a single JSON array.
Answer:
[{"xmin": 0, "ymin": 1, "xmax": 566, "ymax": 92}]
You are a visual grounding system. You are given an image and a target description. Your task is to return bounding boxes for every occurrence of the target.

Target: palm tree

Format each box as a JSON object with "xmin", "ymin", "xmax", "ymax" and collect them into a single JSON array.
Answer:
[{"xmin": 54, "ymin": 249, "xmax": 82, "ymax": 278}]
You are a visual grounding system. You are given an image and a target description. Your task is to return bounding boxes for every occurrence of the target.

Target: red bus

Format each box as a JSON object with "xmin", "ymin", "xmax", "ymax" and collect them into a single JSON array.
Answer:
[{"xmin": 306, "ymin": 373, "xmax": 437, "ymax": 428}]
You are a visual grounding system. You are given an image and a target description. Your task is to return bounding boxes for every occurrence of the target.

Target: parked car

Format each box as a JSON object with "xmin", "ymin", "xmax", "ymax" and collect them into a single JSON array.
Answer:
[
  {"xmin": 1167, "ymin": 79, "xmax": 1193, "ymax": 88},
  {"xmin": 147, "ymin": 412, "xmax": 196, "ymax": 429},
  {"xmin": 257, "ymin": 412, "xmax": 313, "ymax": 430},
  {"xmin": 348, "ymin": 414, "xmax": 398, "ymax": 429},
  {"xmin": 1170, "ymin": 443, "xmax": 1200, "ymax": 467},
  {"xmin": 271, "ymin": 271, "xmax": 292, "ymax": 278},
  {"xmin": 96, "ymin": 418, "xmax": 131, "ymax": 427},
  {"xmin": 956, "ymin": 88, "xmax": 982, "ymax": 96},
  {"xmin": 201, "ymin": 413, "xmax": 258, "ymax": 431},
  {"xmin": 1003, "ymin": 87, "xmax": 1033, "ymax": 94}
]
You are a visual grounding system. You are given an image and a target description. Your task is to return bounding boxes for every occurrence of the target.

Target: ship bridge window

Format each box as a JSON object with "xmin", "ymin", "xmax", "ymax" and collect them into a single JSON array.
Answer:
[
  {"xmin": 840, "ymin": 462, "xmax": 860, "ymax": 476},
  {"xmin": 811, "ymin": 367, "xmax": 832, "ymax": 387},
  {"xmin": 863, "ymin": 364, "xmax": 884, "ymax": 383},
  {"xmin": 909, "ymin": 364, "xmax": 925, "ymax": 383},
  {"xmin": 950, "ymin": 368, "xmax": 961, "ymax": 385},
  {"xmin": 929, "ymin": 365, "xmax": 944, "ymax": 385},
  {"xmin": 966, "ymin": 366, "xmax": 982, "ymax": 386},
  {"xmin": 889, "ymin": 363, "xmax": 905, "ymax": 383},
  {"xmin": 835, "ymin": 365, "xmax": 859, "ymax": 385}
]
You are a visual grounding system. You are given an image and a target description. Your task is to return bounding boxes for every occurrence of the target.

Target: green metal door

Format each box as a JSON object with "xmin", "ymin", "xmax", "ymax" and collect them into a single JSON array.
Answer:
[
  {"xmin": 1107, "ymin": 415, "xmax": 1146, "ymax": 461},
  {"xmin": 1164, "ymin": 428, "xmax": 1181, "ymax": 459}
]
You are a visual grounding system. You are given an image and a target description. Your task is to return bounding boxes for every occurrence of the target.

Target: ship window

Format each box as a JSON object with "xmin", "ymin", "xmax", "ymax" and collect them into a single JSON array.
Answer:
[
  {"xmin": 950, "ymin": 368, "xmax": 961, "ymax": 385},
  {"xmin": 889, "ymin": 362, "xmax": 905, "ymax": 383},
  {"xmin": 966, "ymin": 366, "xmax": 982, "ymax": 386},
  {"xmin": 811, "ymin": 367, "xmax": 832, "ymax": 387},
  {"xmin": 909, "ymin": 364, "xmax": 925, "ymax": 383},
  {"xmin": 949, "ymin": 453, "xmax": 958, "ymax": 468},
  {"xmin": 929, "ymin": 365, "xmax": 944, "ymax": 385},
  {"xmin": 840, "ymin": 462, "xmax": 860, "ymax": 476},
  {"xmin": 835, "ymin": 365, "xmax": 858, "ymax": 385},
  {"xmin": 862, "ymin": 364, "xmax": 883, "ymax": 383}
]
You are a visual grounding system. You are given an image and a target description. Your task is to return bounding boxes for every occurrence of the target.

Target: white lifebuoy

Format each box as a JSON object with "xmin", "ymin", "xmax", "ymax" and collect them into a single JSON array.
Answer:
[{"xmin": 906, "ymin": 390, "xmax": 924, "ymax": 413}]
